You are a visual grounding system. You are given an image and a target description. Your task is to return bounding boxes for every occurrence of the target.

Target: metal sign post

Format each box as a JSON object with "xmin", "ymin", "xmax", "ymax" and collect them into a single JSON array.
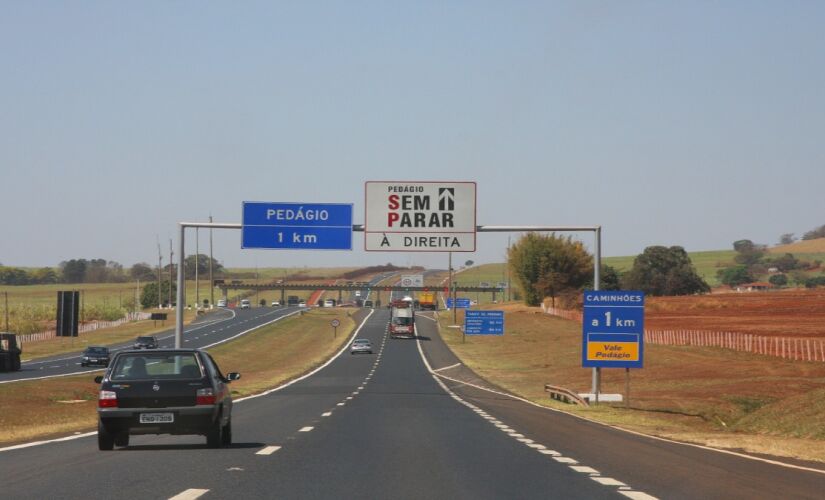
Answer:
[{"xmin": 331, "ymin": 318, "xmax": 340, "ymax": 339}]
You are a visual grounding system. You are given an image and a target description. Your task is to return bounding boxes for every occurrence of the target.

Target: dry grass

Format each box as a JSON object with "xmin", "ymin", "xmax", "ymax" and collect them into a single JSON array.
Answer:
[
  {"xmin": 770, "ymin": 237, "xmax": 825, "ymax": 254},
  {"xmin": 19, "ymin": 309, "xmax": 197, "ymax": 360},
  {"xmin": 0, "ymin": 309, "xmax": 356, "ymax": 446},
  {"xmin": 436, "ymin": 307, "xmax": 825, "ymax": 462}
]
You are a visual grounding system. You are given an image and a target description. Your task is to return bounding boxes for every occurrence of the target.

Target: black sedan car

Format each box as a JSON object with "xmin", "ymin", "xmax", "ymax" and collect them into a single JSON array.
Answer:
[
  {"xmin": 81, "ymin": 346, "xmax": 110, "ymax": 367},
  {"xmin": 133, "ymin": 335, "xmax": 159, "ymax": 349},
  {"xmin": 95, "ymin": 349, "xmax": 240, "ymax": 450}
]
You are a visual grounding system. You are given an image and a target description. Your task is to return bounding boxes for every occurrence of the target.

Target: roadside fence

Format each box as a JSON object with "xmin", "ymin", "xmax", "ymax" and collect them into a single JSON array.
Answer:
[
  {"xmin": 542, "ymin": 305, "xmax": 825, "ymax": 363},
  {"xmin": 15, "ymin": 312, "xmax": 152, "ymax": 345}
]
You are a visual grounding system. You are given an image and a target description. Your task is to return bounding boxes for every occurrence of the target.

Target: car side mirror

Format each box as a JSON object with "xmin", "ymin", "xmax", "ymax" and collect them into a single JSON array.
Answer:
[
  {"xmin": 94, "ymin": 376, "xmax": 103, "ymax": 384},
  {"xmin": 226, "ymin": 372, "xmax": 241, "ymax": 382}
]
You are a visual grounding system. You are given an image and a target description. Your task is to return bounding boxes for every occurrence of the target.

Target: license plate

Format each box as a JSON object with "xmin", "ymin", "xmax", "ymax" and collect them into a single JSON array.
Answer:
[{"xmin": 139, "ymin": 412, "xmax": 174, "ymax": 424}]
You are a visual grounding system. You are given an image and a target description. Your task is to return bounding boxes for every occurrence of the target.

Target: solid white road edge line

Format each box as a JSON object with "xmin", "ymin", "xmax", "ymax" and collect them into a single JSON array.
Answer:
[{"xmin": 424, "ymin": 339, "xmax": 825, "ymax": 477}]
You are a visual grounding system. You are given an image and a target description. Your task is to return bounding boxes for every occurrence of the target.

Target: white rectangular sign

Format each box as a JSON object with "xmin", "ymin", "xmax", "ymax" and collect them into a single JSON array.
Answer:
[
  {"xmin": 400, "ymin": 274, "xmax": 424, "ymax": 287},
  {"xmin": 365, "ymin": 181, "xmax": 476, "ymax": 252}
]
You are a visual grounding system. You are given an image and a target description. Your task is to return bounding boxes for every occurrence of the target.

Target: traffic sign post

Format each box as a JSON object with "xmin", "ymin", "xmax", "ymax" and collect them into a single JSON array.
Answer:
[
  {"xmin": 242, "ymin": 202, "xmax": 353, "ymax": 250},
  {"xmin": 582, "ymin": 291, "xmax": 645, "ymax": 370},
  {"xmin": 464, "ymin": 310, "xmax": 504, "ymax": 335},
  {"xmin": 331, "ymin": 318, "xmax": 340, "ymax": 338},
  {"xmin": 364, "ymin": 181, "xmax": 476, "ymax": 252}
]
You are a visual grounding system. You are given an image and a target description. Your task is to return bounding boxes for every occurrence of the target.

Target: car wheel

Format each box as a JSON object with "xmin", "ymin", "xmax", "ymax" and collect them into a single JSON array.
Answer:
[
  {"xmin": 221, "ymin": 418, "xmax": 232, "ymax": 447},
  {"xmin": 115, "ymin": 432, "xmax": 129, "ymax": 448},
  {"xmin": 206, "ymin": 416, "xmax": 223, "ymax": 448},
  {"xmin": 97, "ymin": 421, "xmax": 114, "ymax": 451}
]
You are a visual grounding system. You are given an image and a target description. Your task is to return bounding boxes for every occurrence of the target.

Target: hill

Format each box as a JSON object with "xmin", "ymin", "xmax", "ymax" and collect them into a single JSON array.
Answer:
[{"xmin": 769, "ymin": 237, "xmax": 825, "ymax": 254}]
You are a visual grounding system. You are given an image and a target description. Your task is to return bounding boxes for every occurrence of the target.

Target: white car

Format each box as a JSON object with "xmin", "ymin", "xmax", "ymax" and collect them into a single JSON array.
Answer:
[
  {"xmin": 323, "ymin": 299, "xmax": 335, "ymax": 307},
  {"xmin": 271, "ymin": 301, "xmax": 280, "ymax": 307},
  {"xmin": 354, "ymin": 291, "xmax": 361, "ymax": 297},
  {"xmin": 217, "ymin": 299, "xmax": 227, "ymax": 307},
  {"xmin": 298, "ymin": 301, "xmax": 307, "ymax": 307},
  {"xmin": 240, "ymin": 299, "xmax": 251, "ymax": 309}
]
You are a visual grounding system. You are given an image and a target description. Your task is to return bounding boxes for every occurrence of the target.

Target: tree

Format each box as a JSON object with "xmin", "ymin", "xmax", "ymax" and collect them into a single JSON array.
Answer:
[
  {"xmin": 779, "ymin": 233, "xmax": 796, "ymax": 245},
  {"xmin": 599, "ymin": 265, "xmax": 621, "ymax": 291},
  {"xmin": 732, "ymin": 240, "xmax": 766, "ymax": 267},
  {"xmin": 768, "ymin": 274, "xmax": 788, "ymax": 287},
  {"xmin": 60, "ymin": 259, "xmax": 87, "ymax": 283},
  {"xmin": 802, "ymin": 224, "xmax": 825, "ymax": 240},
  {"xmin": 30, "ymin": 267, "xmax": 59, "ymax": 284},
  {"xmin": 140, "ymin": 281, "xmax": 177, "ymax": 309},
  {"xmin": 184, "ymin": 254, "xmax": 224, "ymax": 280},
  {"xmin": 622, "ymin": 246, "xmax": 710, "ymax": 296},
  {"xmin": 130, "ymin": 262, "xmax": 156, "ymax": 282},
  {"xmin": 770, "ymin": 253, "xmax": 799, "ymax": 272},
  {"xmin": 508, "ymin": 233, "xmax": 593, "ymax": 306},
  {"xmin": 717, "ymin": 265, "xmax": 754, "ymax": 288}
]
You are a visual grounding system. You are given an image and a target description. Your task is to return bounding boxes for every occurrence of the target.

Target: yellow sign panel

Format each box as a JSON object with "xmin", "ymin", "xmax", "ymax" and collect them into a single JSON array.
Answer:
[{"xmin": 587, "ymin": 342, "xmax": 639, "ymax": 362}]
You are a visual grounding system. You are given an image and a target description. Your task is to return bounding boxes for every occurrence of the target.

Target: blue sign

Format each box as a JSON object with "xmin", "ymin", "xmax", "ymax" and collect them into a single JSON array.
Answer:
[
  {"xmin": 582, "ymin": 290, "xmax": 645, "ymax": 368},
  {"xmin": 465, "ymin": 310, "xmax": 504, "ymax": 335},
  {"xmin": 446, "ymin": 298, "xmax": 471, "ymax": 309},
  {"xmin": 242, "ymin": 202, "xmax": 353, "ymax": 250}
]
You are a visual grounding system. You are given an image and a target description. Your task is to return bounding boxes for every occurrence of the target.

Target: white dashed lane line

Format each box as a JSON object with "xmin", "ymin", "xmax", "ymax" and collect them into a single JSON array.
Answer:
[
  {"xmin": 298, "ymin": 426, "xmax": 313, "ymax": 433},
  {"xmin": 256, "ymin": 446, "xmax": 282, "ymax": 456},
  {"xmin": 168, "ymin": 488, "xmax": 209, "ymax": 500}
]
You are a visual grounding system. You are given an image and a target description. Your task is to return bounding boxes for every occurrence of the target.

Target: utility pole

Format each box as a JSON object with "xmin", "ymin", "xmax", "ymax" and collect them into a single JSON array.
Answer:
[
  {"xmin": 209, "ymin": 215, "xmax": 214, "ymax": 308},
  {"xmin": 157, "ymin": 238, "xmax": 163, "ymax": 309},
  {"xmin": 195, "ymin": 227, "xmax": 199, "ymax": 310},
  {"xmin": 4, "ymin": 291, "xmax": 8, "ymax": 332},
  {"xmin": 506, "ymin": 236, "xmax": 511, "ymax": 302},
  {"xmin": 169, "ymin": 239, "xmax": 174, "ymax": 309}
]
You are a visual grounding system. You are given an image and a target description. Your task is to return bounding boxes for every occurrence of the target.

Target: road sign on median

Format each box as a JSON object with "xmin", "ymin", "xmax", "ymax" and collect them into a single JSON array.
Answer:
[
  {"xmin": 446, "ymin": 298, "xmax": 471, "ymax": 309},
  {"xmin": 582, "ymin": 290, "xmax": 645, "ymax": 368},
  {"xmin": 364, "ymin": 181, "xmax": 476, "ymax": 252},
  {"xmin": 242, "ymin": 202, "xmax": 353, "ymax": 250},
  {"xmin": 464, "ymin": 310, "xmax": 504, "ymax": 335}
]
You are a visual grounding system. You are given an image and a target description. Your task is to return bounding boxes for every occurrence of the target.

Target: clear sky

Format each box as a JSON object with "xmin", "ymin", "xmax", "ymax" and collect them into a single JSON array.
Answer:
[{"xmin": 2, "ymin": 2, "xmax": 824, "ymax": 270}]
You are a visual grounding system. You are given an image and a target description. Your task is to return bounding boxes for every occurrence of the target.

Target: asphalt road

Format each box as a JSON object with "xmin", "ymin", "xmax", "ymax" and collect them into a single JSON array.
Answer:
[
  {"xmin": 0, "ymin": 305, "xmax": 303, "ymax": 384},
  {"xmin": 3, "ymin": 301, "xmax": 825, "ymax": 498}
]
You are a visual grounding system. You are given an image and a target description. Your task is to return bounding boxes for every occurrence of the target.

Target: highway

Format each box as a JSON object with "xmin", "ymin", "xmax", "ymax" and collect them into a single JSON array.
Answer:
[
  {"xmin": 4, "ymin": 305, "xmax": 825, "ymax": 498},
  {"xmin": 0, "ymin": 306, "xmax": 302, "ymax": 384}
]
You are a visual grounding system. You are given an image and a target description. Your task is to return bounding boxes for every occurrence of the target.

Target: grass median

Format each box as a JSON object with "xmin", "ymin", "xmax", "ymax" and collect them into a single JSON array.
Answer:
[
  {"xmin": 0, "ymin": 308, "xmax": 358, "ymax": 446},
  {"xmin": 437, "ymin": 304, "xmax": 825, "ymax": 463},
  {"xmin": 19, "ymin": 309, "xmax": 197, "ymax": 361}
]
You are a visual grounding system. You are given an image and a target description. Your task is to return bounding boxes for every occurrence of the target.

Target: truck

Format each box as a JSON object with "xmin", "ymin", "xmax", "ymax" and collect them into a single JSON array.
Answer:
[
  {"xmin": 418, "ymin": 291, "xmax": 437, "ymax": 311},
  {"xmin": 287, "ymin": 295, "xmax": 300, "ymax": 306},
  {"xmin": 0, "ymin": 333, "xmax": 22, "ymax": 372},
  {"xmin": 389, "ymin": 299, "xmax": 415, "ymax": 338}
]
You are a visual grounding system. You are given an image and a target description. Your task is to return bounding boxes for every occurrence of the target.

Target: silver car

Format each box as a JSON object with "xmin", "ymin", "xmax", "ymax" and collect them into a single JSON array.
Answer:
[{"xmin": 350, "ymin": 339, "xmax": 373, "ymax": 355}]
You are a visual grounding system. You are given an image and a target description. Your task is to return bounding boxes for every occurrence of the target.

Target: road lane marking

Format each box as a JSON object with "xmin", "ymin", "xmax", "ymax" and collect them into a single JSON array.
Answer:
[
  {"xmin": 527, "ymin": 443, "xmax": 546, "ymax": 450},
  {"xmin": 619, "ymin": 491, "xmax": 658, "ymax": 500},
  {"xmin": 169, "ymin": 489, "xmax": 209, "ymax": 500},
  {"xmin": 433, "ymin": 362, "xmax": 462, "ymax": 372},
  {"xmin": 337, "ymin": 402, "xmax": 345, "ymax": 406},
  {"xmin": 539, "ymin": 449, "xmax": 561, "ymax": 456},
  {"xmin": 299, "ymin": 427, "xmax": 313, "ymax": 432},
  {"xmin": 256, "ymin": 446, "xmax": 282, "ymax": 455},
  {"xmin": 553, "ymin": 457, "xmax": 578, "ymax": 464},
  {"xmin": 322, "ymin": 412, "xmax": 332, "ymax": 417},
  {"xmin": 571, "ymin": 466, "xmax": 599, "ymax": 474},
  {"xmin": 592, "ymin": 477, "xmax": 626, "ymax": 486}
]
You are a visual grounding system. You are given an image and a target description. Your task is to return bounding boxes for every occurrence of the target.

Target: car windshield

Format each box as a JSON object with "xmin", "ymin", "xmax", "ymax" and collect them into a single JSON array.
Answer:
[
  {"xmin": 137, "ymin": 337, "xmax": 154, "ymax": 343},
  {"xmin": 111, "ymin": 353, "xmax": 202, "ymax": 380},
  {"xmin": 392, "ymin": 317, "xmax": 413, "ymax": 325},
  {"xmin": 86, "ymin": 347, "xmax": 108, "ymax": 354},
  {"xmin": 353, "ymin": 340, "xmax": 370, "ymax": 345}
]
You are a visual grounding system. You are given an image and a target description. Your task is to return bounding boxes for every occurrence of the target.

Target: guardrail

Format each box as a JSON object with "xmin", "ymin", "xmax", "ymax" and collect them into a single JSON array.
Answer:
[
  {"xmin": 16, "ymin": 312, "xmax": 152, "ymax": 345},
  {"xmin": 544, "ymin": 384, "xmax": 589, "ymax": 406}
]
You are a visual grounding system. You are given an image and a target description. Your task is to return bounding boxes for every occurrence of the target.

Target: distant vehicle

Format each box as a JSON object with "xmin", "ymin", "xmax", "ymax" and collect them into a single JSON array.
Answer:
[
  {"xmin": 81, "ymin": 346, "xmax": 111, "ymax": 367},
  {"xmin": 418, "ymin": 291, "xmax": 437, "ymax": 311},
  {"xmin": 363, "ymin": 300, "xmax": 374, "ymax": 308},
  {"xmin": 240, "ymin": 299, "xmax": 251, "ymax": 309},
  {"xmin": 133, "ymin": 336, "xmax": 159, "ymax": 350},
  {"xmin": 389, "ymin": 300, "xmax": 415, "ymax": 338},
  {"xmin": 95, "ymin": 349, "xmax": 240, "ymax": 450},
  {"xmin": 287, "ymin": 295, "xmax": 300, "ymax": 306},
  {"xmin": 298, "ymin": 301, "xmax": 307, "ymax": 307},
  {"xmin": 350, "ymin": 339, "xmax": 373, "ymax": 355},
  {"xmin": 354, "ymin": 291, "xmax": 361, "ymax": 297},
  {"xmin": 323, "ymin": 299, "xmax": 335, "ymax": 307},
  {"xmin": 217, "ymin": 299, "xmax": 227, "ymax": 307},
  {"xmin": 271, "ymin": 300, "xmax": 280, "ymax": 307}
]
